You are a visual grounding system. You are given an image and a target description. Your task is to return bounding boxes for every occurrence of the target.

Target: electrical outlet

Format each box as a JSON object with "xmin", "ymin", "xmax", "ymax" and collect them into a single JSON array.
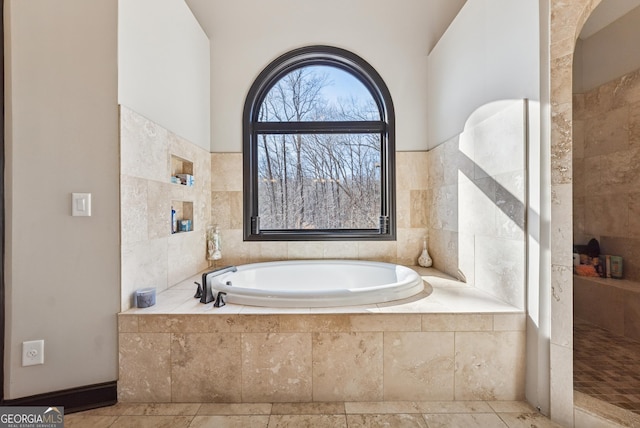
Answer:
[{"xmin": 22, "ymin": 340, "xmax": 44, "ymax": 366}]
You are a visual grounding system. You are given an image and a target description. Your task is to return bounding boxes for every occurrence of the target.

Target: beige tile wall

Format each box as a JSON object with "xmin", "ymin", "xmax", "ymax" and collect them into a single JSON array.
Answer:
[
  {"xmin": 426, "ymin": 101, "xmax": 527, "ymax": 309},
  {"xmin": 121, "ymin": 122, "xmax": 430, "ymax": 310},
  {"xmin": 120, "ymin": 106, "xmax": 212, "ymax": 311},
  {"xmin": 209, "ymin": 151, "xmax": 429, "ymax": 266},
  {"xmin": 573, "ymin": 68, "xmax": 640, "ymax": 281},
  {"xmin": 118, "ymin": 312, "xmax": 526, "ymax": 403}
]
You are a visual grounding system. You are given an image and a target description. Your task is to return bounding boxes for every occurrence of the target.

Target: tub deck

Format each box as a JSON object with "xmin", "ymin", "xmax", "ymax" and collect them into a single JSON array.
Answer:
[
  {"xmin": 122, "ymin": 266, "xmax": 522, "ymax": 315},
  {"xmin": 118, "ymin": 266, "xmax": 526, "ymax": 405}
]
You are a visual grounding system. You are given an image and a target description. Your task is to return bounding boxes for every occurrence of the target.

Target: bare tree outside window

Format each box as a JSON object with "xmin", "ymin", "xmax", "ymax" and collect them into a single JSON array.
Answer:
[{"xmin": 257, "ymin": 66, "xmax": 381, "ymax": 230}]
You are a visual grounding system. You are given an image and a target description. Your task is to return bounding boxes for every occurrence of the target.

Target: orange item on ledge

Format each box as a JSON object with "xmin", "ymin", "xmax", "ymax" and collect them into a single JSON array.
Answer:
[{"xmin": 575, "ymin": 264, "xmax": 600, "ymax": 277}]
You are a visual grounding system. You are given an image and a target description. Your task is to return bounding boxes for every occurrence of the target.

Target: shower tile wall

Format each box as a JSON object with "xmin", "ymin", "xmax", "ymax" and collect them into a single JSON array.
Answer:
[
  {"xmin": 426, "ymin": 101, "xmax": 527, "ymax": 309},
  {"xmin": 210, "ymin": 151, "xmax": 429, "ymax": 266},
  {"xmin": 120, "ymin": 106, "xmax": 212, "ymax": 311},
  {"xmin": 573, "ymin": 68, "xmax": 640, "ymax": 282}
]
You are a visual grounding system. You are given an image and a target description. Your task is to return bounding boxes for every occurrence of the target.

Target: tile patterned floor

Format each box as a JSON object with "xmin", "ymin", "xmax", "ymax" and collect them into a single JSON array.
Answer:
[
  {"xmin": 65, "ymin": 401, "xmax": 564, "ymax": 427},
  {"xmin": 574, "ymin": 318, "xmax": 640, "ymax": 415}
]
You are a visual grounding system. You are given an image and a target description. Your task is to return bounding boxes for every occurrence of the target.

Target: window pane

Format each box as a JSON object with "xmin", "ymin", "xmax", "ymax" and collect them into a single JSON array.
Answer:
[
  {"xmin": 258, "ymin": 65, "xmax": 380, "ymax": 122},
  {"xmin": 257, "ymin": 133, "xmax": 381, "ymax": 230}
]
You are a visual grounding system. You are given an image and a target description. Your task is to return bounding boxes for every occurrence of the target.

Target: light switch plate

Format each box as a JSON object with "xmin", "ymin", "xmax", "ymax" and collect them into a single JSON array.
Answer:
[{"xmin": 72, "ymin": 193, "xmax": 91, "ymax": 216}]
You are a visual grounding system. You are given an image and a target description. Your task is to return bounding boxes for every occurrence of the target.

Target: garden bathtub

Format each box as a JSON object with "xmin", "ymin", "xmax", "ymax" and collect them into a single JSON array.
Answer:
[{"xmin": 205, "ymin": 259, "xmax": 424, "ymax": 307}]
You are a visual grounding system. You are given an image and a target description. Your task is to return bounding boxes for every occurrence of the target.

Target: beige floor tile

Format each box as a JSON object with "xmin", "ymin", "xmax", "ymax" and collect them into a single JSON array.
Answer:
[
  {"xmin": 66, "ymin": 400, "xmax": 574, "ymax": 427},
  {"xmin": 64, "ymin": 414, "xmax": 118, "ymax": 428},
  {"xmin": 197, "ymin": 403, "xmax": 272, "ymax": 415},
  {"xmin": 267, "ymin": 414, "xmax": 347, "ymax": 427},
  {"xmin": 189, "ymin": 415, "xmax": 270, "ymax": 428},
  {"xmin": 423, "ymin": 413, "xmax": 508, "ymax": 428},
  {"xmin": 345, "ymin": 401, "xmax": 421, "ymax": 414},
  {"xmin": 71, "ymin": 403, "xmax": 131, "ymax": 416},
  {"xmin": 271, "ymin": 402, "xmax": 345, "ymax": 414},
  {"xmin": 110, "ymin": 415, "xmax": 193, "ymax": 428},
  {"xmin": 487, "ymin": 401, "xmax": 537, "ymax": 413},
  {"xmin": 120, "ymin": 403, "xmax": 201, "ymax": 415},
  {"xmin": 497, "ymin": 412, "xmax": 566, "ymax": 428},
  {"xmin": 415, "ymin": 400, "xmax": 494, "ymax": 413},
  {"xmin": 346, "ymin": 413, "xmax": 428, "ymax": 427}
]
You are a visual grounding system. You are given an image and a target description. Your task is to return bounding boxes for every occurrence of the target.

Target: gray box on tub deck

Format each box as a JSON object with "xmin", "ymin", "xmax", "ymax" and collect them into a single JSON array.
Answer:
[{"xmin": 135, "ymin": 287, "xmax": 156, "ymax": 308}]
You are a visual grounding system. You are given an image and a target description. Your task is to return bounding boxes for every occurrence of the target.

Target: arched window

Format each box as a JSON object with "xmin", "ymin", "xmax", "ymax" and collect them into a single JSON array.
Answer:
[{"xmin": 243, "ymin": 46, "xmax": 395, "ymax": 241}]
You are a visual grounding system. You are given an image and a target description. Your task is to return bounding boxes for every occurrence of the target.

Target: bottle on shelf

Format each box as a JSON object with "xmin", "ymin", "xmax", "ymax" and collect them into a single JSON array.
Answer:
[{"xmin": 171, "ymin": 206, "xmax": 177, "ymax": 234}]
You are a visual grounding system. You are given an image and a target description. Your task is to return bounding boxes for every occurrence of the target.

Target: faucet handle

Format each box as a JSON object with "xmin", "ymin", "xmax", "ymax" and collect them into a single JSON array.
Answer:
[
  {"xmin": 194, "ymin": 282, "xmax": 203, "ymax": 299},
  {"xmin": 214, "ymin": 292, "xmax": 227, "ymax": 308}
]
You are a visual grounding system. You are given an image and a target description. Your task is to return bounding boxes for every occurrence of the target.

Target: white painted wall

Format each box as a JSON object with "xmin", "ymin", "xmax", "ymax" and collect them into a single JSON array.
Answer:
[
  {"xmin": 191, "ymin": 0, "xmax": 461, "ymax": 152},
  {"xmin": 118, "ymin": 0, "xmax": 210, "ymax": 151},
  {"xmin": 4, "ymin": 0, "xmax": 119, "ymax": 398},
  {"xmin": 427, "ymin": 0, "xmax": 540, "ymax": 148},
  {"xmin": 427, "ymin": 0, "xmax": 549, "ymax": 415},
  {"xmin": 574, "ymin": 5, "xmax": 640, "ymax": 92}
]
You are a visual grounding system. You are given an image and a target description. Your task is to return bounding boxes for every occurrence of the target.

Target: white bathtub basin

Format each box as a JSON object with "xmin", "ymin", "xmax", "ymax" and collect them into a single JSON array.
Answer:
[{"xmin": 206, "ymin": 260, "xmax": 425, "ymax": 307}]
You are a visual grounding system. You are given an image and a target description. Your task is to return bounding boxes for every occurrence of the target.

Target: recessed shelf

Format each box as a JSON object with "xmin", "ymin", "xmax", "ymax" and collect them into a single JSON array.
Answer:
[
  {"xmin": 171, "ymin": 200, "xmax": 194, "ymax": 234},
  {"xmin": 171, "ymin": 154, "xmax": 194, "ymax": 186}
]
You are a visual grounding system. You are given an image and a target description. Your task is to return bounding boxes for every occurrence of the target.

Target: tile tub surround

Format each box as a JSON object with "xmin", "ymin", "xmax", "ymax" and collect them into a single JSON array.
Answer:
[
  {"xmin": 118, "ymin": 267, "xmax": 526, "ymax": 404},
  {"xmin": 120, "ymin": 106, "xmax": 212, "ymax": 311},
  {"xmin": 210, "ymin": 151, "xmax": 429, "ymax": 267}
]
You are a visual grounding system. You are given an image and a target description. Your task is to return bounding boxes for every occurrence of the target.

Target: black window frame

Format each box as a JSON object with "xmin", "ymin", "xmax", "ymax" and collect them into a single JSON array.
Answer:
[{"xmin": 243, "ymin": 45, "xmax": 396, "ymax": 241}]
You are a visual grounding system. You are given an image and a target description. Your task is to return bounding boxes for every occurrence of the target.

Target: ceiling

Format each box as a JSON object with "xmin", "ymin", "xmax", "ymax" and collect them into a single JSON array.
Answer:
[
  {"xmin": 185, "ymin": 0, "xmax": 466, "ymax": 54},
  {"xmin": 184, "ymin": 1, "xmax": 640, "ymax": 54},
  {"xmin": 580, "ymin": 0, "xmax": 640, "ymax": 38}
]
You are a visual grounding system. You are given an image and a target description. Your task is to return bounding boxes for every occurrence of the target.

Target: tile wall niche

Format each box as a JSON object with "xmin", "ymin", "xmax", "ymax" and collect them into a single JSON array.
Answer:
[
  {"xmin": 426, "ymin": 100, "xmax": 527, "ymax": 309},
  {"xmin": 120, "ymin": 106, "xmax": 212, "ymax": 311},
  {"xmin": 573, "ymin": 68, "xmax": 640, "ymax": 282},
  {"xmin": 209, "ymin": 151, "xmax": 429, "ymax": 266}
]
